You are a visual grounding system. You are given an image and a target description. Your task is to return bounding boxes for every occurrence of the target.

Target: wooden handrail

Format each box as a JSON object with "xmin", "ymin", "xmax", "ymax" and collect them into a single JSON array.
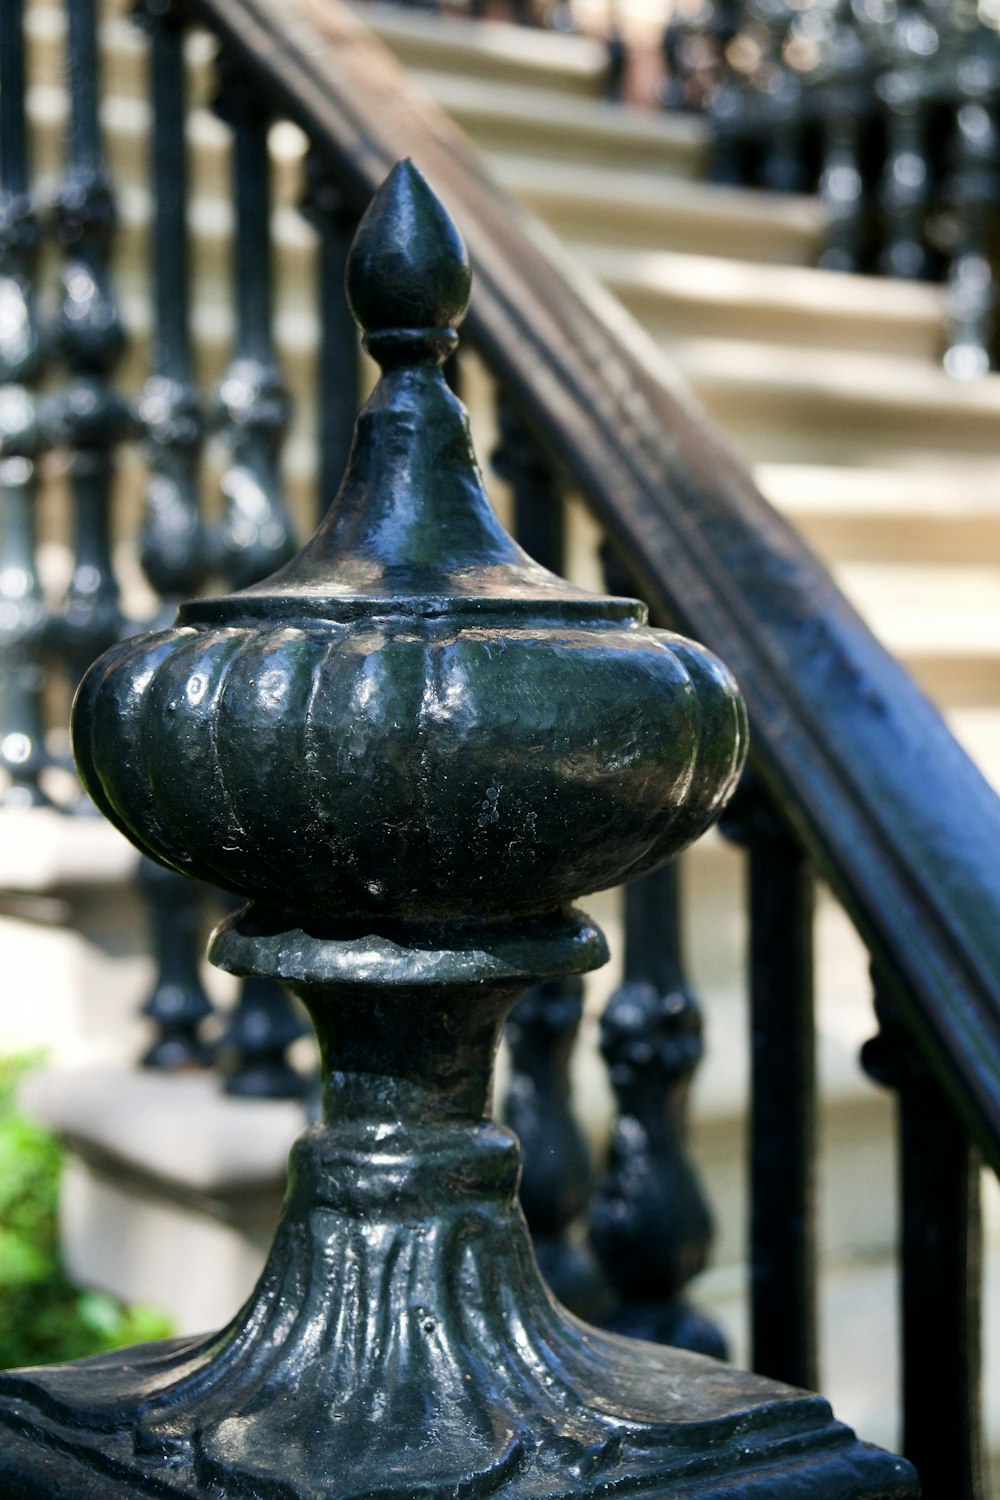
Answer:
[{"xmin": 193, "ymin": 0, "xmax": 1000, "ymax": 1171}]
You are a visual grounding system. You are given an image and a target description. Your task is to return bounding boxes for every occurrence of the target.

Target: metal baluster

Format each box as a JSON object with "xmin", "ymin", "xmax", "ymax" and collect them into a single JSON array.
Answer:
[
  {"xmin": 130, "ymin": 0, "xmax": 216, "ymax": 1070},
  {"xmin": 493, "ymin": 393, "xmax": 599, "ymax": 1309},
  {"xmin": 876, "ymin": 2, "xmax": 937, "ymax": 279},
  {"xmin": 133, "ymin": 0, "xmax": 207, "ymax": 610},
  {"xmin": 137, "ymin": 856, "xmax": 215, "ymax": 1070},
  {"xmin": 220, "ymin": 974, "xmax": 308, "ymax": 1099},
  {"xmin": 589, "ymin": 858, "xmax": 726, "ymax": 1356},
  {"xmin": 301, "ymin": 151, "xmax": 359, "ymax": 523},
  {"xmin": 722, "ymin": 773, "xmax": 817, "ymax": 1390},
  {"xmin": 492, "ymin": 390, "xmax": 561, "ymax": 566},
  {"xmin": 0, "ymin": 0, "xmax": 51, "ymax": 807},
  {"xmin": 812, "ymin": 2, "xmax": 873, "ymax": 274},
  {"xmin": 940, "ymin": 30, "xmax": 1000, "ymax": 379},
  {"xmin": 818, "ymin": 115, "xmax": 867, "ymax": 273},
  {"xmin": 756, "ymin": 5, "xmax": 807, "ymax": 196},
  {"xmin": 862, "ymin": 978, "xmax": 987, "ymax": 1500},
  {"xmin": 606, "ymin": 20, "xmax": 628, "ymax": 104},
  {"xmin": 211, "ymin": 52, "xmax": 296, "ymax": 589},
  {"xmin": 49, "ymin": 0, "xmax": 128, "ymax": 706},
  {"xmin": 503, "ymin": 977, "xmax": 600, "ymax": 1311},
  {"xmin": 704, "ymin": 0, "xmax": 756, "ymax": 186},
  {"xmin": 659, "ymin": 8, "xmax": 691, "ymax": 111}
]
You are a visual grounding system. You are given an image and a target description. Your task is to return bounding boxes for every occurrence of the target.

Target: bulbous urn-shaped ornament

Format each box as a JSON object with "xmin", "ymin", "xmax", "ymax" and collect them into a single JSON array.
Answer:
[
  {"xmin": 0, "ymin": 163, "xmax": 917, "ymax": 1500},
  {"xmin": 72, "ymin": 167, "xmax": 744, "ymax": 926}
]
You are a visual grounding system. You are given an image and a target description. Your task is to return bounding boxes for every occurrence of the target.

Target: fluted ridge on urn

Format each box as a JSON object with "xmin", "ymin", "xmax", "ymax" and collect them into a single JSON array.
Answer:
[{"xmin": 72, "ymin": 161, "xmax": 747, "ymax": 924}]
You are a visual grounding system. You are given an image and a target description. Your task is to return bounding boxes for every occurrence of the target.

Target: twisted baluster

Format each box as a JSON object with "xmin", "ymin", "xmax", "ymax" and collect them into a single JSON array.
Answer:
[
  {"xmin": 0, "ymin": 0, "xmax": 50, "ymax": 807},
  {"xmin": 49, "ymin": 0, "xmax": 128, "ymax": 708}
]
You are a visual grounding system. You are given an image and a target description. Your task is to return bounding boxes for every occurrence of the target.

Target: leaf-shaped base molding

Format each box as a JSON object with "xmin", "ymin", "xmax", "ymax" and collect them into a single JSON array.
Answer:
[{"xmin": 0, "ymin": 1120, "xmax": 915, "ymax": 1500}]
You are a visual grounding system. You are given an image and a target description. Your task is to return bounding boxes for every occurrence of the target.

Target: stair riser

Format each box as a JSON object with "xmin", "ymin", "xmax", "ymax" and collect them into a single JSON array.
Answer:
[
  {"xmin": 521, "ymin": 195, "xmax": 823, "ymax": 264},
  {"xmin": 616, "ymin": 288, "xmax": 945, "ymax": 362}
]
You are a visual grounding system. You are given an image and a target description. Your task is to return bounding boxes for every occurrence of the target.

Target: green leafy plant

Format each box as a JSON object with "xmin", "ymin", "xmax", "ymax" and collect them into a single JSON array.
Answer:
[{"xmin": 0, "ymin": 1055, "xmax": 172, "ymax": 1369}]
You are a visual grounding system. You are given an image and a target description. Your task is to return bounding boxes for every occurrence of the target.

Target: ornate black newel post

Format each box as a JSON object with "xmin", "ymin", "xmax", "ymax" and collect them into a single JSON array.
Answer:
[{"xmin": 0, "ymin": 162, "xmax": 917, "ymax": 1500}]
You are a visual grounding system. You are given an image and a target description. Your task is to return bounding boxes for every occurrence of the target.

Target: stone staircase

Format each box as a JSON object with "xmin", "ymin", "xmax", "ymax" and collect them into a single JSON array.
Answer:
[{"xmin": 9, "ymin": 0, "xmax": 1000, "ymax": 1476}]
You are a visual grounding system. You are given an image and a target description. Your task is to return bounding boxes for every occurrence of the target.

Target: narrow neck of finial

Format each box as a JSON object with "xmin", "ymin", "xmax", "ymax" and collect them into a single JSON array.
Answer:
[
  {"xmin": 273, "ymin": 359, "xmax": 528, "ymax": 589},
  {"xmin": 363, "ymin": 326, "xmax": 457, "ymax": 369},
  {"xmin": 291, "ymin": 979, "xmax": 522, "ymax": 1128}
]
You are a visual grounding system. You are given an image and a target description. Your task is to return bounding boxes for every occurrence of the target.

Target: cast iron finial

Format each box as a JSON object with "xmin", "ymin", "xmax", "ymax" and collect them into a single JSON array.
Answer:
[
  {"xmin": 0, "ymin": 163, "xmax": 914, "ymax": 1500},
  {"xmin": 346, "ymin": 159, "xmax": 470, "ymax": 361}
]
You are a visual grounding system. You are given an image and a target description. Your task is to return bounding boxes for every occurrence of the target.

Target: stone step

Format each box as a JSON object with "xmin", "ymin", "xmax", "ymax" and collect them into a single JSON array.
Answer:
[
  {"xmin": 577, "ymin": 243, "xmax": 949, "ymax": 361},
  {"xmin": 665, "ymin": 336, "xmax": 1000, "ymax": 466},
  {"xmin": 491, "ymin": 151, "xmax": 825, "ymax": 262},
  {"xmin": 757, "ymin": 462, "xmax": 1000, "ymax": 565},
  {"xmin": 351, "ymin": 0, "xmax": 610, "ymax": 95},
  {"xmin": 410, "ymin": 69, "xmax": 707, "ymax": 173}
]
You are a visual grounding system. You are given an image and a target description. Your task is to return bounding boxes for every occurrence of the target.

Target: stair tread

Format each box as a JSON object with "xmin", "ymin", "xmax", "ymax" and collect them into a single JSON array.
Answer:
[
  {"xmin": 492, "ymin": 149, "xmax": 824, "ymax": 234},
  {"xmin": 757, "ymin": 461, "xmax": 1000, "ymax": 518},
  {"xmin": 835, "ymin": 562, "xmax": 1000, "ymax": 650},
  {"xmin": 671, "ymin": 335, "xmax": 1000, "ymax": 417},
  {"xmin": 349, "ymin": 0, "xmax": 608, "ymax": 92},
  {"xmin": 576, "ymin": 242, "xmax": 946, "ymax": 334},
  {"xmin": 411, "ymin": 67, "xmax": 707, "ymax": 169}
]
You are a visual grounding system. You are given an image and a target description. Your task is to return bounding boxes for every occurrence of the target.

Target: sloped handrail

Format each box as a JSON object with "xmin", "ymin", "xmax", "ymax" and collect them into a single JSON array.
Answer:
[{"xmin": 191, "ymin": 0, "xmax": 1000, "ymax": 1173}]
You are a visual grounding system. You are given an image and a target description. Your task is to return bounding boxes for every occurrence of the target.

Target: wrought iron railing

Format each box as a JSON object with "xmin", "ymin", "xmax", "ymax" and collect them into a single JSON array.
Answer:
[
  {"xmin": 0, "ymin": 0, "xmax": 997, "ymax": 1495},
  {"xmin": 660, "ymin": 0, "xmax": 1000, "ymax": 375}
]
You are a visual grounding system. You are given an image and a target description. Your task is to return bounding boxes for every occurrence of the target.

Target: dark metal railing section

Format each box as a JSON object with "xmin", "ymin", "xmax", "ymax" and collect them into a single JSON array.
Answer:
[
  {"xmin": 0, "ymin": 0, "xmax": 308, "ymax": 1093},
  {"xmin": 49, "ymin": 0, "xmax": 128, "ymax": 713},
  {"xmin": 0, "ymin": 0, "xmax": 49, "ymax": 809},
  {"xmin": 662, "ymin": 0, "xmax": 1000, "ymax": 374},
  {"xmin": 0, "ymin": 0, "xmax": 995, "ymax": 1494}
]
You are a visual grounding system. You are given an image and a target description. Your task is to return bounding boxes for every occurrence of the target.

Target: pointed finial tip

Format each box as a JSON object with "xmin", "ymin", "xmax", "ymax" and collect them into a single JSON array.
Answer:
[{"xmin": 346, "ymin": 161, "xmax": 471, "ymax": 347}]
